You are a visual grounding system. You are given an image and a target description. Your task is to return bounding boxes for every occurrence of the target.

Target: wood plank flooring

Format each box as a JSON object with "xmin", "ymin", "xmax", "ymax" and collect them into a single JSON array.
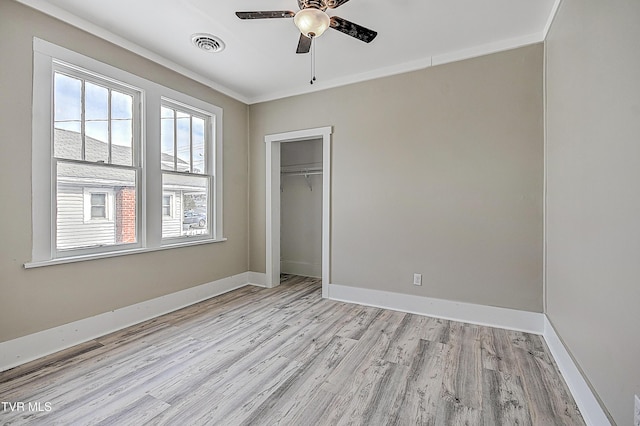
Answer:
[{"xmin": 0, "ymin": 275, "xmax": 584, "ymax": 425}]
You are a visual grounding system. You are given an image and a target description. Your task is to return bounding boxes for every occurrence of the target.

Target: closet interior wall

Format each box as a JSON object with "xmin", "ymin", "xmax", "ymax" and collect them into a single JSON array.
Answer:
[{"xmin": 280, "ymin": 139, "xmax": 323, "ymax": 278}]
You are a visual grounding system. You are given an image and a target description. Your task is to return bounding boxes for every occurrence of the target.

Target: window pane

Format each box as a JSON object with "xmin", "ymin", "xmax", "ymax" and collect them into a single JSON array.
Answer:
[
  {"xmin": 111, "ymin": 91, "xmax": 132, "ymax": 119},
  {"xmin": 85, "ymin": 82, "xmax": 108, "ymax": 122},
  {"xmin": 192, "ymin": 117, "xmax": 205, "ymax": 174},
  {"xmin": 54, "ymin": 73, "xmax": 82, "ymax": 160},
  {"xmin": 161, "ymin": 107, "xmax": 175, "ymax": 171},
  {"xmin": 161, "ymin": 105, "xmax": 174, "ymax": 119},
  {"xmin": 112, "ymin": 91, "xmax": 133, "ymax": 166},
  {"xmin": 85, "ymin": 120, "xmax": 109, "ymax": 143},
  {"xmin": 111, "ymin": 119, "xmax": 133, "ymax": 166},
  {"xmin": 54, "ymin": 73, "xmax": 82, "ymax": 123},
  {"xmin": 84, "ymin": 82, "xmax": 109, "ymax": 163},
  {"xmin": 57, "ymin": 162, "xmax": 136, "ymax": 250},
  {"xmin": 85, "ymin": 121, "xmax": 109, "ymax": 163},
  {"xmin": 91, "ymin": 205, "xmax": 106, "ymax": 219},
  {"xmin": 91, "ymin": 193, "xmax": 106, "ymax": 206},
  {"xmin": 54, "ymin": 128, "xmax": 83, "ymax": 162},
  {"xmin": 162, "ymin": 173, "xmax": 209, "ymax": 239},
  {"xmin": 176, "ymin": 111, "xmax": 191, "ymax": 172}
]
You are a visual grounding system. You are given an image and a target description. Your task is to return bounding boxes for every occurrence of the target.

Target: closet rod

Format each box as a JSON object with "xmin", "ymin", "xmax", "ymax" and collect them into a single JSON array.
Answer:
[
  {"xmin": 282, "ymin": 161, "xmax": 322, "ymax": 168},
  {"xmin": 281, "ymin": 170, "xmax": 323, "ymax": 177},
  {"xmin": 280, "ymin": 169, "xmax": 322, "ymax": 191}
]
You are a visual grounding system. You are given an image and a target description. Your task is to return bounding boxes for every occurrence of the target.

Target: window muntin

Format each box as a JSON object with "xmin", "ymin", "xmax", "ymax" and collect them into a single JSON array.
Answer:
[{"xmin": 52, "ymin": 64, "xmax": 140, "ymax": 254}]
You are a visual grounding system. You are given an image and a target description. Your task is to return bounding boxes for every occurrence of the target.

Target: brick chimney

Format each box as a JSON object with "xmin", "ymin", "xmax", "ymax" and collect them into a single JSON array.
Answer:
[{"xmin": 115, "ymin": 187, "xmax": 136, "ymax": 243}]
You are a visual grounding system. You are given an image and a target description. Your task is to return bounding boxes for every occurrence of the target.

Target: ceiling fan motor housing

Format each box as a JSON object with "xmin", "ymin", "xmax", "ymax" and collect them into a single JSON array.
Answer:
[{"xmin": 298, "ymin": 0, "xmax": 328, "ymax": 11}]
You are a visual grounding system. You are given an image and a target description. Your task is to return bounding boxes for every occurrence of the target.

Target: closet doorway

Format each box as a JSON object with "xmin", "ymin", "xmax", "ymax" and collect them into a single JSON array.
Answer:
[
  {"xmin": 265, "ymin": 127, "xmax": 332, "ymax": 298},
  {"xmin": 281, "ymin": 139, "xmax": 322, "ymax": 278}
]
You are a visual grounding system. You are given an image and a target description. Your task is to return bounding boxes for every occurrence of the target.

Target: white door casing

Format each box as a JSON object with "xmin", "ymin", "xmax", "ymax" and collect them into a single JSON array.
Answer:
[{"xmin": 264, "ymin": 126, "xmax": 332, "ymax": 298}]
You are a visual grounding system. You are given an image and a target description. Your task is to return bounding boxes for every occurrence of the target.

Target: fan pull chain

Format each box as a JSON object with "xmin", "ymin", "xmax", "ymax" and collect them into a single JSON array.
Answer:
[{"xmin": 310, "ymin": 35, "xmax": 316, "ymax": 85}]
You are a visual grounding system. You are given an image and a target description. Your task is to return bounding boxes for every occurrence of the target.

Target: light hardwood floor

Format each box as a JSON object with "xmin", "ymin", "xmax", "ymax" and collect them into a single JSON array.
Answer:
[{"xmin": 0, "ymin": 275, "xmax": 584, "ymax": 425}]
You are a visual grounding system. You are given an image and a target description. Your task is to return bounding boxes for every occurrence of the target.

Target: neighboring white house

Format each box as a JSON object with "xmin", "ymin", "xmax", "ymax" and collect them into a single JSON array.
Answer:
[{"xmin": 55, "ymin": 129, "xmax": 207, "ymax": 251}]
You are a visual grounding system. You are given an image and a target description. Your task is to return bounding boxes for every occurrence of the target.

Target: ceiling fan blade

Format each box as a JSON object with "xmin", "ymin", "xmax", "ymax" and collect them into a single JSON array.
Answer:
[
  {"xmin": 329, "ymin": 16, "xmax": 377, "ymax": 43},
  {"xmin": 296, "ymin": 34, "xmax": 312, "ymax": 54},
  {"xmin": 235, "ymin": 11, "xmax": 295, "ymax": 19},
  {"xmin": 326, "ymin": 0, "xmax": 351, "ymax": 9}
]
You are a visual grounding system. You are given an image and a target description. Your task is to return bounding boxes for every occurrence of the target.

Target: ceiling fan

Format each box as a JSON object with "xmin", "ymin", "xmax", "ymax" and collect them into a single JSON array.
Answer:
[{"xmin": 235, "ymin": 0, "xmax": 378, "ymax": 55}]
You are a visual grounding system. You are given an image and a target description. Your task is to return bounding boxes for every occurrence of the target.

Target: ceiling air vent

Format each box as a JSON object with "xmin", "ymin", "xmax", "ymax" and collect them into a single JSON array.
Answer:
[{"xmin": 191, "ymin": 34, "xmax": 225, "ymax": 53}]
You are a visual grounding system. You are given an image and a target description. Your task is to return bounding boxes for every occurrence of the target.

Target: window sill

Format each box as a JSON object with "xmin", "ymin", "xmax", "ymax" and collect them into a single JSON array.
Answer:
[{"xmin": 23, "ymin": 237, "xmax": 228, "ymax": 269}]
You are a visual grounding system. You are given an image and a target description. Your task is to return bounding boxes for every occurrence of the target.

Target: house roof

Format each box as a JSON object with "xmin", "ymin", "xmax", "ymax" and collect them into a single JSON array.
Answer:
[
  {"xmin": 54, "ymin": 128, "xmax": 133, "ymax": 166},
  {"xmin": 55, "ymin": 129, "xmax": 199, "ymax": 189}
]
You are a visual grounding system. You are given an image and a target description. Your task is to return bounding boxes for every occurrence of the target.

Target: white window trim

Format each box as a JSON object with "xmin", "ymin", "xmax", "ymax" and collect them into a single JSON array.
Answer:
[
  {"xmin": 83, "ymin": 188, "xmax": 114, "ymax": 222},
  {"xmin": 28, "ymin": 38, "xmax": 225, "ymax": 268}
]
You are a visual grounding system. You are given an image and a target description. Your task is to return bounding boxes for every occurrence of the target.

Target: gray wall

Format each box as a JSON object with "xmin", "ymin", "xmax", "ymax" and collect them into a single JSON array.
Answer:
[
  {"xmin": 0, "ymin": 0, "xmax": 249, "ymax": 342},
  {"xmin": 280, "ymin": 139, "xmax": 323, "ymax": 278},
  {"xmin": 9, "ymin": 2, "xmax": 634, "ymax": 421},
  {"xmin": 545, "ymin": 0, "xmax": 640, "ymax": 424},
  {"xmin": 250, "ymin": 44, "xmax": 544, "ymax": 312}
]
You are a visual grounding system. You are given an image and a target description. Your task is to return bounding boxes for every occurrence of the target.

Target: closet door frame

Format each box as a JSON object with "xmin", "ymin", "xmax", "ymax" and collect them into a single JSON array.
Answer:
[{"xmin": 265, "ymin": 126, "xmax": 332, "ymax": 298}]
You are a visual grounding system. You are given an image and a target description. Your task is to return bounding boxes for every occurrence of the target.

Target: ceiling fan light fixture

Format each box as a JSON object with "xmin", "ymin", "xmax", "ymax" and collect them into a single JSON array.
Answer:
[{"xmin": 294, "ymin": 8, "xmax": 330, "ymax": 38}]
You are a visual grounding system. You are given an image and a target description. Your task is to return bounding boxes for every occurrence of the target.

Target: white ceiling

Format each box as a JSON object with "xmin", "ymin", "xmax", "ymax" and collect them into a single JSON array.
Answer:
[{"xmin": 18, "ymin": 0, "xmax": 559, "ymax": 104}]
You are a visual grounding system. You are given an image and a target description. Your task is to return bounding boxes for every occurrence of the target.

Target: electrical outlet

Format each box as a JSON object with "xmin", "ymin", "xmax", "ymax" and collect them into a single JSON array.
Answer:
[
  {"xmin": 413, "ymin": 273, "xmax": 422, "ymax": 286},
  {"xmin": 634, "ymin": 395, "xmax": 640, "ymax": 426}
]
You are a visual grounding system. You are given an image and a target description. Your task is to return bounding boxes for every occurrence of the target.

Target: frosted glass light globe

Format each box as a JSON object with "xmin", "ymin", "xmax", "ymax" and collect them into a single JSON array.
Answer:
[{"xmin": 294, "ymin": 8, "xmax": 330, "ymax": 38}]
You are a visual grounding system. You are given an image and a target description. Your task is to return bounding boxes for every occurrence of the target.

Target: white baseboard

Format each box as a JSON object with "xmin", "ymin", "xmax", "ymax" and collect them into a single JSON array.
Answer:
[
  {"xmin": 0, "ymin": 272, "xmax": 253, "ymax": 372},
  {"xmin": 327, "ymin": 283, "xmax": 609, "ymax": 425},
  {"xmin": 247, "ymin": 271, "xmax": 267, "ymax": 287},
  {"xmin": 543, "ymin": 317, "xmax": 611, "ymax": 426},
  {"xmin": 280, "ymin": 260, "xmax": 321, "ymax": 279},
  {"xmin": 0, "ymin": 272, "xmax": 609, "ymax": 426},
  {"xmin": 328, "ymin": 283, "xmax": 545, "ymax": 334}
]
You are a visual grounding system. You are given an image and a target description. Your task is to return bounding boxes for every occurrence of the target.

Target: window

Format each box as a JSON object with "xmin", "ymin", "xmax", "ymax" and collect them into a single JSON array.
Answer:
[
  {"xmin": 162, "ymin": 195, "xmax": 173, "ymax": 217},
  {"xmin": 161, "ymin": 101, "xmax": 212, "ymax": 239},
  {"xmin": 29, "ymin": 39, "xmax": 224, "ymax": 266},
  {"xmin": 91, "ymin": 194, "xmax": 107, "ymax": 219},
  {"xmin": 82, "ymin": 189, "xmax": 114, "ymax": 223},
  {"xmin": 53, "ymin": 64, "xmax": 139, "ymax": 253}
]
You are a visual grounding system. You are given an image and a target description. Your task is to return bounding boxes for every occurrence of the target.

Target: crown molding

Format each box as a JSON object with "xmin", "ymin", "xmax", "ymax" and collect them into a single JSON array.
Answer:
[
  {"xmin": 14, "ymin": 0, "xmax": 250, "ymax": 104},
  {"xmin": 248, "ymin": 33, "xmax": 544, "ymax": 104},
  {"xmin": 16, "ymin": 0, "xmax": 548, "ymax": 106}
]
